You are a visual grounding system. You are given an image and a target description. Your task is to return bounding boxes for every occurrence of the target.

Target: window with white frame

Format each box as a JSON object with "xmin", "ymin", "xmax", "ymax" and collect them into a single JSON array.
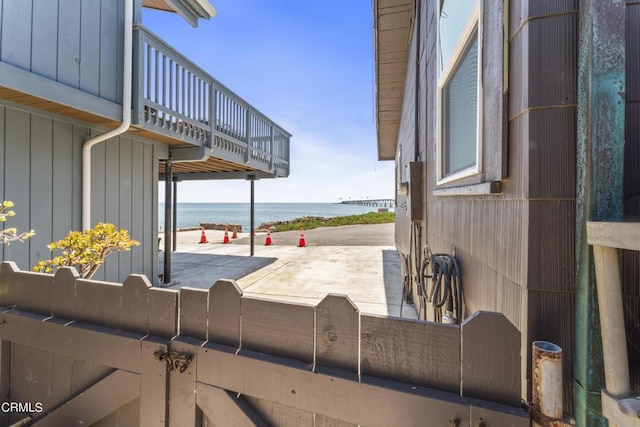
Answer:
[{"xmin": 437, "ymin": 0, "xmax": 481, "ymax": 184}]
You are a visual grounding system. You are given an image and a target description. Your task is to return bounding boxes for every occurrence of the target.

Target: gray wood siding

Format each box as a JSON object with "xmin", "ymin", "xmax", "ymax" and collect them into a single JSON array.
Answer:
[
  {"xmin": 0, "ymin": 103, "xmax": 160, "ymax": 284},
  {"xmin": 0, "ymin": 0, "xmax": 125, "ymax": 104},
  {"xmin": 394, "ymin": 14, "xmax": 418, "ymax": 255},
  {"xmin": 393, "ymin": 0, "xmax": 580, "ymax": 406},
  {"xmin": 89, "ymin": 131, "xmax": 162, "ymax": 284}
]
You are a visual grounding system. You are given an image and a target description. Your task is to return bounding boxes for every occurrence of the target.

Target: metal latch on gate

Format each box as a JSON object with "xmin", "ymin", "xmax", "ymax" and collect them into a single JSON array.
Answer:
[{"xmin": 154, "ymin": 348, "xmax": 193, "ymax": 373}]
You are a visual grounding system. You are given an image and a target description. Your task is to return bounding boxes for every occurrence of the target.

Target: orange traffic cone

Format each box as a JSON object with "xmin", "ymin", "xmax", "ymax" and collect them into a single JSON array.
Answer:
[
  {"xmin": 264, "ymin": 230, "xmax": 273, "ymax": 246},
  {"xmin": 231, "ymin": 226, "xmax": 238, "ymax": 239},
  {"xmin": 223, "ymin": 226, "xmax": 230, "ymax": 244},
  {"xmin": 198, "ymin": 227, "xmax": 208, "ymax": 244},
  {"xmin": 297, "ymin": 229, "xmax": 307, "ymax": 247}
]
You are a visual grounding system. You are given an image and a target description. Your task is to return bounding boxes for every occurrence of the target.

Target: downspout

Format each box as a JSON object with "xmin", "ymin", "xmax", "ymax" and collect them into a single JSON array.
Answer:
[{"xmin": 82, "ymin": 0, "xmax": 133, "ymax": 231}]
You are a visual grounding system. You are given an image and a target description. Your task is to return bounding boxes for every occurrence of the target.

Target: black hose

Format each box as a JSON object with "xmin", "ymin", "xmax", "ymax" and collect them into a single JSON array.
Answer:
[{"xmin": 421, "ymin": 252, "xmax": 464, "ymax": 323}]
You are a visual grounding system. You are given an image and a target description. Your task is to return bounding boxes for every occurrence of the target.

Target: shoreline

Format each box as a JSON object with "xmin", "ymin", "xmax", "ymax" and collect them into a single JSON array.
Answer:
[{"xmin": 159, "ymin": 211, "xmax": 395, "ymax": 234}]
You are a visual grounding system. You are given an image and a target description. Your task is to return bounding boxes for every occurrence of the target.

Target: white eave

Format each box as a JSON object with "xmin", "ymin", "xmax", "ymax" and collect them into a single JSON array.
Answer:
[
  {"xmin": 373, "ymin": 0, "xmax": 413, "ymax": 160},
  {"xmin": 143, "ymin": 0, "xmax": 217, "ymax": 27}
]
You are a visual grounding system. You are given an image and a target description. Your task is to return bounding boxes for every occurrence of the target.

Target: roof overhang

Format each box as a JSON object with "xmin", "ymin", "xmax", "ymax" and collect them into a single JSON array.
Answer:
[
  {"xmin": 373, "ymin": 0, "xmax": 414, "ymax": 160},
  {"xmin": 143, "ymin": 0, "xmax": 217, "ymax": 27}
]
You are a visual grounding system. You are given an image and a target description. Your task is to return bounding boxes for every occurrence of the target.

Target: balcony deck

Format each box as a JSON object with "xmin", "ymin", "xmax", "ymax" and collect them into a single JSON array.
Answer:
[
  {"xmin": 0, "ymin": 24, "xmax": 290, "ymax": 180},
  {"xmin": 133, "ymin": 24, "xmax": 290, "ymax": 179}
]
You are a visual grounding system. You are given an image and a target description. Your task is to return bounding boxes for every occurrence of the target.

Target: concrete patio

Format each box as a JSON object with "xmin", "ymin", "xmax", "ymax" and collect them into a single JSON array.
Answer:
[{"xmin": 159, "ymin": 224, "xmax": 417, "ymax": 318}]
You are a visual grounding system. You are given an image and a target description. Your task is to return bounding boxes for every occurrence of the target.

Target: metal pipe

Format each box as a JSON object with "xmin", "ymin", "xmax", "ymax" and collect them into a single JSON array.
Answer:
[
  {"xmin": 163, "ymin": 161, "xmax": 173, "ymax": 283},
  {"xmin": 592, "ymin": 245, "xmax": 630, "ymax": 397},
  {"xmin": 82, "ymin": 0, "xmax": 133, "ymax": 230},
  {"xmin": 532, "ymin": 341, "xmax": 563, "ymax": 425},
  {"xmin": 172, "ymin": 179, "xmax": 178, "ymax": 252},
  {"xmin": 250, "ymin": 177, "xmax": 255, "ymax": 256}
]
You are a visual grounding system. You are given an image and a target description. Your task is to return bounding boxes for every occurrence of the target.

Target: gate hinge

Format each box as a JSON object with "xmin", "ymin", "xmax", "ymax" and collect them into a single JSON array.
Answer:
[{"xmin": 154, "ymin": 348, "xmax": 193, "ymax": 373}]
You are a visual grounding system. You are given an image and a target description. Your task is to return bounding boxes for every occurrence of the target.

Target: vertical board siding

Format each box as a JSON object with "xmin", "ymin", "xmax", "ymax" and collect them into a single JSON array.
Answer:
[
  {"xmin": 118, "ymin": 137, "xmax": 132, "ymax": 283},
  {"xmin": 90, "ymin": 140, "xmax": 106, "ymax": 282},
  {"xmin": 0, "ymin": 104, "xmax": 160, "ymax": 284},
  {"xmin": 527, "ymin": 13, "xmax": 578, "ymax": 109},
  {"xmin": 143, "ymin": 143, "xmax": 155, "ymax": 281},
  {"xmin": 57, "ymin": 0, "xmax": 82, "ymax": 88},
  {"xmin": 99, "ymin": 0, "xmax": 119, "ymax": 103},
  {"xmin": 52, "ymin": 121, "xmax": 74, "ymax": 239},
  {"xmin": 80, "ymin": 0, "xmax": 103, "ymax": 97},
  {"xmin": 31, "ymin": 0, "xmax": 59, "ymax": 81},
  {"xmin": 0, "ymin": 0, "xmax": 32, "ymax": 70},
  {"xmin": 30, "ymin": 115, "xmax": 53, "ymax": 266},
  {"xmin": 130, "ymin": 141, "xmax": 144, "ymax": 274},
  {"xmin": 3, "ymin": 109, "xmax": 31, "ymax": 269},
  {"xmin": 71, "ymin": 124, "xmax": 85, "ymax": 230},
  {"xmin": 1, "ymin": 0, "xmax": 123, "ymax": 104}
]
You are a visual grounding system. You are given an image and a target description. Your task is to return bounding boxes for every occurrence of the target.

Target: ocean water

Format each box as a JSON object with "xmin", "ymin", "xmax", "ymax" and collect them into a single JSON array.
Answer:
[{"xmin": 158, "ymin": 203, "xmax": 393, "ymax": 230}]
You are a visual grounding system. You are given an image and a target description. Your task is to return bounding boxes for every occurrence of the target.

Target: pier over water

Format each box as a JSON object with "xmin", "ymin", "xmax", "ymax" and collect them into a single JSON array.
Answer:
[{"xmin": 340, "ymin": 199, "xmax": 395, "ymax": 208}]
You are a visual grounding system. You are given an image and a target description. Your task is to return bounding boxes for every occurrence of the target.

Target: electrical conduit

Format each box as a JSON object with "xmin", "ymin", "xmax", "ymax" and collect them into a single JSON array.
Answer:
[{"xmin": 82, "ymin": 0, "xmax": 133, "ymax": 231}]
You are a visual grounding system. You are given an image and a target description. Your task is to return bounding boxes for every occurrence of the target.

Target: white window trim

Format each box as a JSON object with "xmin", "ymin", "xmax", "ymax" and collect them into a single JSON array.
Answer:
[{"xmin": 436, "ymin": 1, "xmax": 483, "ymax": 186}]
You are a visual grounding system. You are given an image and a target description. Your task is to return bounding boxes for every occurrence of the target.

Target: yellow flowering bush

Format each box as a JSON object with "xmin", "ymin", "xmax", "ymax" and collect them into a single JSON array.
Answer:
[
  {"xmin": 0, "ymin": 201, "xmax": 35, "ymax": 244},
  {"xmin": 33, "ymin": 223, "xmax": 139, "ymax": 279}
]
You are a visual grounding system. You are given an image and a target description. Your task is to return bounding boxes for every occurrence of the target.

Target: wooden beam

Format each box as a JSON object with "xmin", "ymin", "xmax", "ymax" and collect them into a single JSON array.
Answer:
[
  {"xmin": 196, "ymin": 343, "xmax": 529, "ymax": 427},
  {"xmin": 196, "ymin": 382, "xmax": 268, "ymax": 427},
  {"xmin": 32, "ymin": 370, "xmax": 139, "ymax": 427},
  {"xmin": 586, "ymin": 221, "xmax": 640, "ymax": 251},
  {"xmin": 0, "ymin": 310, "xmax": 144, "ymax": 373}
]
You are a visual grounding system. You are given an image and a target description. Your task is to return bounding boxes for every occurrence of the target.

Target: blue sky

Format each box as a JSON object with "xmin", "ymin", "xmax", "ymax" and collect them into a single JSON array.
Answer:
[{"xmin": 147, "ymin": 0, "xmax": 394, "ymax": 203}]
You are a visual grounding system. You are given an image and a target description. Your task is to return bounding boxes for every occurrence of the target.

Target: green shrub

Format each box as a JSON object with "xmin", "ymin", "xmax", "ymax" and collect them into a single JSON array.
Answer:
[{"xmin": 266, "ymin": 212, "xmax": 395, "ymax": 232}]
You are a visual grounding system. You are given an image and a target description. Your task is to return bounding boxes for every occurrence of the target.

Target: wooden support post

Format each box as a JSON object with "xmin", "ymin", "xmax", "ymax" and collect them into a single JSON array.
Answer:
[
  {"xmin": 164, "ymin": 160, "xmax": 173, "ymax": 283},
  {"xmin": 592, "ymin": 245, "xmax": 630, "ymax": 397}
]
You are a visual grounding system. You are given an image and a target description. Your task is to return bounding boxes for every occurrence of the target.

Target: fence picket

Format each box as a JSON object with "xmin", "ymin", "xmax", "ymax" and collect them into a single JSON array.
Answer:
[
  {"xmin": 148, "ymin": 287, "xmax": 178, "ymax": 338},
  {"xmin": 179, "ymin": 287, "xmax": 208, "ymax": 341},
  {"xmin": 461, "ymin": 311, "xmax": 521, "ymax": 406},
  {"xmin": 0, "ymin": 262, "xmax": 18, "ymax": 308},
  {"xmin": 360, "ymin": 314, "xmax": 461, "ymax": 393},
  {"xmin": 207, "ymin": 279, "xmax": 242, "ymax": 348},
  {"xmin": 0, "ymin": 264, "xmax": 528, "ymax": 425},
  {"xmin": 315, "ymin": 294, "xmax": 359, "ymax": 373},
  {"xmin": 121, "ymin": 274, "xmax": 151, "ymax": 334},
  {"xmin": 241, "ymin": 297, "xmax": 314, "ymax": 364},
  {"xmin": 74, "ymin": 279, "xmax": 122, "ymax": 328},
  {"xmin": 52, "ymin": 267, "xmax": 78, "ymax": 319}
]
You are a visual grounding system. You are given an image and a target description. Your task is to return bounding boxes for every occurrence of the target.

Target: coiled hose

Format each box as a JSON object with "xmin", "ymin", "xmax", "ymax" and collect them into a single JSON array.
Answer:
[{"xmin": 419, "ymin": 249, "xmax": 464, "ymax": 323}]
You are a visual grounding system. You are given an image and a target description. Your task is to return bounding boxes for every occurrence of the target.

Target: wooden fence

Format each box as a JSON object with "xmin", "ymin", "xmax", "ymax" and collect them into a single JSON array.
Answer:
[{"xmin": 0, "ymin": 262, "xmax": 528, "ymax": 426}]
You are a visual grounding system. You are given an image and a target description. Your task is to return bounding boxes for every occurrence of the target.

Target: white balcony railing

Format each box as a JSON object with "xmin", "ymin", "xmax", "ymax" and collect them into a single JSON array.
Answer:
[{"xmin": 132, "ymin": 24, "xmax": 290, "ymax": 177}]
